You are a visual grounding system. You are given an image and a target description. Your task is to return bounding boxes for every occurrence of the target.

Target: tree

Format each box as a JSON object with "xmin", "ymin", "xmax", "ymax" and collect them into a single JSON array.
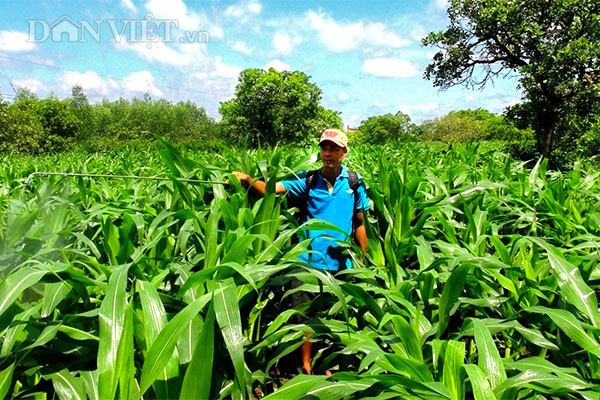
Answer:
[
  {"xmin": 69, "ymin": 85, "xmax": 93, "ymax": 142},
  {"xmin": 313, "ymin": 106, "xmax": 344, "ymax": 134},
  {"xmin": 14, "ymin": 87, "xmax": 38, "ymax": 102},
  {"xmin": 418, "ymin": 108, "xmax": 531, "ymax": 145},
  {"xmin": 82, "ymin": 96, "xmax": 218, "ymax": 150},
  {"xmin": 1, "ymin": 97, "xmax": 66, "ymax": 154},
  {"xmin": 421, "ymin": 111, "xmax": 481, "ymax": 143},
  {"xmin": 219, "ymin": 68, "xmax": 340, "ymax": 146},
  {"xmin": 69, "ymin": 85, "xmax": 89, "ymax": 109},
  {"xmin": 423, "ymin": 0, "xmax": 600, "ymax": 158},
  {"xmin": 356, "ymin": 111, "xmax": 416, "ymax": 144}
]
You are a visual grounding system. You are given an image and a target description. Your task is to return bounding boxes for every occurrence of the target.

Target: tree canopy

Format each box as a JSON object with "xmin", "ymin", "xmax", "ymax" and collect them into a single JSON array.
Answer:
[
  {"xmin": 355, "ymin": 111, "xmax": 416, "ymax": 144},
  {"xmin": 219, "ymin": 68, "xmax": 342, "ymax": 147},
  {"xmin": 423, "ymin": 0, "xmax": 600, "ymax": 158},
  {"xmin": 0, "ymin": 87, "xmax": 218, "ymax": 153},
  {"xmin": 420, "ymin": 108, "xmax": 530, "ymax": 146}
]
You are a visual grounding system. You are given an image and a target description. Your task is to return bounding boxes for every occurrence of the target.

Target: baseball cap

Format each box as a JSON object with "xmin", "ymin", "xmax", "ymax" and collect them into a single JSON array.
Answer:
[{"xmin": 319, "ymin": 129, "xmax": 348, "ymax": 149}]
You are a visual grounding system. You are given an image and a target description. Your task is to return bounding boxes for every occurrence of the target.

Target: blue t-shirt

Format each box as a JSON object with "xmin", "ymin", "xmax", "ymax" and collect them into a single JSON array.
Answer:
[{"xmin": 281, "ymin": 166, "xmax": 369, "ymax": 271}]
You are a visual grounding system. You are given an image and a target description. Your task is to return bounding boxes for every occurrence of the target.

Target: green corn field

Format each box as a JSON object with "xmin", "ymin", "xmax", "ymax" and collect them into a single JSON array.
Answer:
[{"xmin": 1, "ymin": 139, "xmax": 600, "ymax": 399}]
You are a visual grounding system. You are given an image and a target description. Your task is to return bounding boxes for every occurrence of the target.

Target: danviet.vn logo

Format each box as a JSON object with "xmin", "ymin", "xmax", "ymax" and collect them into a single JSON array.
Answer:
[{"xmin": 27, "ymin": 13, "xmax": 210, "ymax": 47}]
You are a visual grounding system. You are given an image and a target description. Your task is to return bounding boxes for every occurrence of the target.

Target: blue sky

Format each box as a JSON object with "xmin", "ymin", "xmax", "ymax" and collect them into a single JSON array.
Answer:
[{"xmin": 0, "ymin": 0, "xmax": 522, "ymax": 127}]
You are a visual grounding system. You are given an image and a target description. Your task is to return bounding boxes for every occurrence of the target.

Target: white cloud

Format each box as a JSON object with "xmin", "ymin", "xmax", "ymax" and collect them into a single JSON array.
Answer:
[
  {"xmin": 348, "ymin": 114, "xmax": 361, "ymax": 127},
  {"xmin": 144, "ymin": 0, "xmax": 223, "ymax": 38},
  {"xmin": 193, "ymin": 56, "xmax": 242, "ymax": 79},
  {"xmin": 410, "ymin": 24, "xmax": 428, "ymax": 42},
  {"xmin": 60, "ymin": 70, "xmax": 119, "ymax": 98},
  {"xmin": 231, "ymin": 41, "xmax": 253, "ymax": 55},
  {"xmin": 263, "ymin": 59, "xmax": 290, "ymax": 72},
  {"xmin": 373, "ymin": 100, "xmax": 389, "ymax": 108},
  {"xmin": 398, "ymin": 101, "xmax": 439, "ymax": 114},
  {"xmin": 58, "ymin": 70, "xmax": 162, "ymax": 99},
  {"xmin": 145, "ymin": 0, "xmax": 200, "ymax": 29},
  {"xmin": 362, "ymin": 58, "xmax": 420, "ymax": 78},
  {"xmin": 430, "ymin": 0, "xmax": 449, "ymax": 10},
  {"xmin": 363, "ymin": 22, "xmax": 409, "ymax": 48},
  {"xmin": 115, "ymin": 37, "xmax": 240, "ymax": 98},
  {"xmin": 466, "ymin": 94, "xmax": 476, "ymax": 101},
  {"xmin": 0, "ymin": 31, "xmax": 37, "ymax": 53},
  {"xmin": 122, "ymin": 70, "xmax": 163, "ymax": 97},
  {"xmin": 362, "ymin": 48, "xmax": 392, "ymax": 57},
  {"xmin": 121, "ymin": 0, "xmax": 137, "ymax": 12},
  {"xmin": 273, "ymin": 32, "xmax": 301, "ymax": 56},
  {"xmin": 306, "ymin": 11, "xmax": 410, "ymax": 53},
  {"xmin": 395, "ymin": 101, "xmax": 457, "ymax": 122},
  {"xmin": 13, "ymin": 78, "xmax": 48, "ymax": 94},
  {"xmin": 115, "ymin": 40, "xmax": 206, "ymax": 67},
  {"xmin": 338, "ymin": 92, "xmax": 349, "ymax": 103},
  {"xmin": 225, "ymin": 1, "xmax": 262, "ymax": 17},
  {"xmin": 506, "ymin": 99, "xmax": 520, "ymax": 108},
  {"xmin": 248, "ymin": 2, "xmax": 262, "ymax": 14}
]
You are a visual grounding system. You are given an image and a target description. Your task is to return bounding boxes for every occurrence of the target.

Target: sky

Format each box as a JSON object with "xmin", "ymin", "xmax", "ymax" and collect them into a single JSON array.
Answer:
[{"xmin": 0, "ymin": 0, "xmax": 522, "ymax": 127}]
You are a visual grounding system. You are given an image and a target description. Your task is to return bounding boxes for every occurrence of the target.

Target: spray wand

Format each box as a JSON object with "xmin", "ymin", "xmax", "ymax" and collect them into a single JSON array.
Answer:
[{"xmin": 24, "ymin": 171, "xmax": 229, "ymax": 186}]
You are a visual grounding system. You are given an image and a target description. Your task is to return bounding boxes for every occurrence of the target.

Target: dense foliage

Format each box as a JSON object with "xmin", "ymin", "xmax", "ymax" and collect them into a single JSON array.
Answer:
[
  {"xmin": 353, "ymin": 111, "xmax": 417, "ymax": 144},
  {"xmin": 219, "ymin": 68, "xmax": 343, "ymax": 147},
  {"xmin": 1, "ymin": 141, "xmax": 600, "ymax": 399},
  {"xmin": 4, "ymin": 84, "xmax": 599, "ymax": 166},
  {"xmin": 423, "ymin": 0, "xmax": 600, "ymax": 158},
  {"xmin": 419, "ymin": 109, "xmax": 529, "ymax": 142},
  {"xmin": 0, "ymin": 87, "xmax": 218, "ymax": 154}
]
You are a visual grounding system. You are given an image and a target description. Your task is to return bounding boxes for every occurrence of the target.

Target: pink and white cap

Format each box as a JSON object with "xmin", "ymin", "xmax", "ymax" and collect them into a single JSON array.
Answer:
[{"xmin": 318, "ymin": 129, "xmax": 348, "ymax": 148}]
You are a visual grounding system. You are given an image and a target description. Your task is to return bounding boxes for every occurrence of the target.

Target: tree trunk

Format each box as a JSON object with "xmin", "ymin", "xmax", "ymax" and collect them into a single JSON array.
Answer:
[
  {"xmin": 542, "ymin": 116, "xmax": 558, "ymax": 159},
  {"xmin": 542, "ymin": 124, "xmax": 553, "ymax": 158}
]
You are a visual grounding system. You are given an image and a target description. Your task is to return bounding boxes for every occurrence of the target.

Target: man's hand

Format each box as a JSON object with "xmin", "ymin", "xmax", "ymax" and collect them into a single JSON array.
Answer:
[
  {"xmin": 232, "ymin": 171, "xmax": 252, "ymax": 186},
  {"xmin": 353, "ymin": 211, "xmax": 367, "ymax": 260},
  {"xmin": 230, "ymin": 172, "xmax": 286, "ymax": 196}
]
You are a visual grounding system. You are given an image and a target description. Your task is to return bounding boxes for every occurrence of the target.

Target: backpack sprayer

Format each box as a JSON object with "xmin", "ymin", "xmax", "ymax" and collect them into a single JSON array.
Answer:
[{"xmin": 24, "ymin": 171, "xmax": 230, "ymax": 186}]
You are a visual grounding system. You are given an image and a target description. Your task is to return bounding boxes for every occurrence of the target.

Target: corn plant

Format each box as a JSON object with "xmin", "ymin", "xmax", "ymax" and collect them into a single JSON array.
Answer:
[{"xmin": 1, "ymin": 140, "xmax": 599, "ymax": 399}]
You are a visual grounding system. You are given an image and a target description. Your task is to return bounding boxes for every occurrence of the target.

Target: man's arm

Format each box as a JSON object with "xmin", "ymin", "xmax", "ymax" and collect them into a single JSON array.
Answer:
[
  {"xmin": 353, "ymin": 211, "xmax": 367, "ymax": 255},
  {"xmin": 232, "ymin": 171, "xmax": 287, "ymax": 196}
]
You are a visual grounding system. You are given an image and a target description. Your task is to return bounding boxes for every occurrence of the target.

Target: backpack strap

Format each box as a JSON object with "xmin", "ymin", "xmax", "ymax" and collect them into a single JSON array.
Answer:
[
  {"xmin": 347, "ymin": 170, "xmax": 359, "ymax": 192},
  {"xmin": 299, "ymin": 169, "xmax": 319, "ymax": 221},
  {"xmin": 305, "ymin": 169, "xmax": 319, "ymax": 194},
  {"xmin": 347, "ymin": 170, "xmax": 360, "ymax": 230}
]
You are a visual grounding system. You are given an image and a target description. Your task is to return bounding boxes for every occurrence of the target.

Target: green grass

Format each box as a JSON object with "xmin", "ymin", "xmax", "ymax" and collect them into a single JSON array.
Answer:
[{"xmin": 1, "ymin": 140, "xmax": 600, "ymax": 399}]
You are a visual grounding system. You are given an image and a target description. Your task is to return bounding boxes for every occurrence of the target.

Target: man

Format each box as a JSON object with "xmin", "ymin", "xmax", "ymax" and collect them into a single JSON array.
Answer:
[{"xmin": 233, "ymin": 128, "xmax": 369, "ymax": 374}]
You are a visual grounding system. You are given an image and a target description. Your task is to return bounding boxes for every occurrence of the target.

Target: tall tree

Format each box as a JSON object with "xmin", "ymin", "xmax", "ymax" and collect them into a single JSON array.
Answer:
[
  {"xmin": 423, "ymin": 0, "xmax": 600, "ymax": 157},
  {"xmin": 356, "ymin": 111, "xmax": 416, "ymax": 144},
  {"xmin": 70, "ymin": 85, "xmax": 89, "ymax": 109},
  {"xmin": 14, "ymin": 87, "xmax": 38, "ymax": 102},
  {"xmin": 219, "ymin": 68, "xmax": 341, "ymax": 146}
]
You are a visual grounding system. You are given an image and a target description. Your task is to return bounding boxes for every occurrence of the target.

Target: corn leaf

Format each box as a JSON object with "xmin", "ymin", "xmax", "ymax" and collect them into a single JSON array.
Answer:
[
  {"xmin": 180, "ymin": 301, "xmax": 215, "ymax": 400},
  {"xmin": 140, "ymin": 291, "xmax": 213, "ymax": 395},
  {"xmin": 97, "ymin": 264, "xmax": 130, "ymax": 400},
  {"xmin": 473, "ymin": 319, "xmax": 506, "ymax": 389},
  {"xmin": 0, "ymin": 266, "xmax": 46, "ymax": 318},
  {"xmin": 47, "ymin": 369, "xmax": 86, "ymax": 400},
  {"xmin": 138, "ymin": 280, "xmax": 180, "ymax": 398},
  {"xmin": 81, "ymin": 370, "xmax": 99, "ymax": 400},
  {"xmin": 528, "ymin": 306, "xmax": 600, "ymax": 358},
  {"xmin": 214, "ymin": 281, "xmax": 248, "ymax": 399},
  {"xmin": 442, "ymin": 340, "xmax": 465, "ymax": 400},
  {"xmin": 463, "ymin": 364, "xmax": 496, "ymax": 400},
  {"xmin": 41, "ymin": 281, "xmax": 71, "ymax": 318},
  {"xmin": 529, "ymin": 237, "xmax": 599, "ymax": 327},
  {"xmin": 0, "ymin": 363, "xmax": 14, "ymax": 400},
  {"xmin": 438, "ymin": 264, "xmax": 469, "ymax": 337}
]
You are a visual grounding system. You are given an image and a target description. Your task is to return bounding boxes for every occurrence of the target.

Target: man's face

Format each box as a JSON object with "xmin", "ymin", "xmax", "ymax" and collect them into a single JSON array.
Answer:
[{"xmin": 319, "ymin": 141, "xmax": 346, "ymax": 168}]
